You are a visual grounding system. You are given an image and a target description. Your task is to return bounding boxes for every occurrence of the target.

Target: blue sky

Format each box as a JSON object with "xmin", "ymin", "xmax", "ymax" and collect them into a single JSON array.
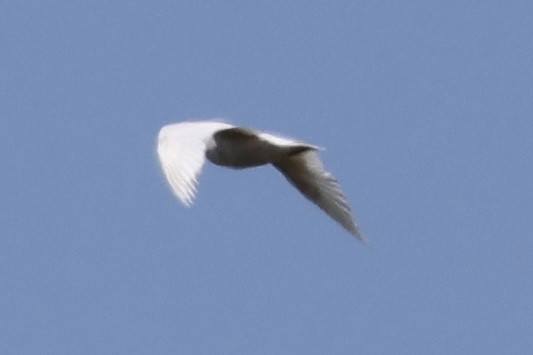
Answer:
[{"xmin": 1, "ymin": 1, "xmax": 532, "ymax": 353}]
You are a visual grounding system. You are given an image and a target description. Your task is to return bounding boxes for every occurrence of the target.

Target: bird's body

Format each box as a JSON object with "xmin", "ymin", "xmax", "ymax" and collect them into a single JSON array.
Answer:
[{"xmin": 157, "ymin": 120, "xmax": 365, "ymax": 241}]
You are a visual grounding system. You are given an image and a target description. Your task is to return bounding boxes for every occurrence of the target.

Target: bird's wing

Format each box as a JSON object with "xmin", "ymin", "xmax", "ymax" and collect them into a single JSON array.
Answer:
[
  {"xmin": 257, "ymin": 131, "xmax": 322, "ymax": 150},
  {"xmin": 214, "ymin": 127, "xmax": 317, "ymax": 151},
  {"xmin": 274, "ymin": 150, "xmax": 365, "ymax": 240},
  {"xmin": 157, "ymin": 121, "xmax": 233, "ymax": 206}
]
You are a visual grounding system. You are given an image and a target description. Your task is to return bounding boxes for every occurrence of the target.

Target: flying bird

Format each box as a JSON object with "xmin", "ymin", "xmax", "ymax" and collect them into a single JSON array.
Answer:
[{"xmin": 157, "ymin": 120, "xmax": 365, "ymax": 241}]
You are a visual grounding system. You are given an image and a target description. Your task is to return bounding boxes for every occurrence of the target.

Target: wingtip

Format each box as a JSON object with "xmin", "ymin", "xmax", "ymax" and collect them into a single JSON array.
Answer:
[{"xmin": 349, "ymin": 225, "xmax": 369, "ymax": 244}]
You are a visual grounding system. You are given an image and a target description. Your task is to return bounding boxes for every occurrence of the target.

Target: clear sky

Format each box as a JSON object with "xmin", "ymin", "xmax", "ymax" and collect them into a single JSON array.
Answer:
[{"xmin": 1, "ymin": 1, "xmax": 532, "ymax": 354}]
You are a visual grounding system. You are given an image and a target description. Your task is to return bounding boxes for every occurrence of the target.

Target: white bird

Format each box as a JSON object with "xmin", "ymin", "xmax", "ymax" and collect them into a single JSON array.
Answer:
[{"xmin": 157, "ymin": 120, "xmax": 365, "ymax": 241}]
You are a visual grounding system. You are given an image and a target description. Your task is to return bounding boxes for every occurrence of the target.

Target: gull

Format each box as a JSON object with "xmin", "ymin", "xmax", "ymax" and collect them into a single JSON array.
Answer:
[{"xmin": 157, "ymin": 120, "xmax": 365, "ymax": 241}]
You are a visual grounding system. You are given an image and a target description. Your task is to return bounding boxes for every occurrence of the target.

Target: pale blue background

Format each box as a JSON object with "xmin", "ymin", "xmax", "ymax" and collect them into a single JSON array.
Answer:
[{"xmin": 1, "ymin": 1, "xmax": 532, "ymax": 354}]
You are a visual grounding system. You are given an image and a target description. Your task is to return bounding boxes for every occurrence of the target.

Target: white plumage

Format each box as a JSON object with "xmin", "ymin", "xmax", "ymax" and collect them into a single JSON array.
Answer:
[{"xmin": 157, "ymin": 120, "xmax": 365, "ymax": 241}]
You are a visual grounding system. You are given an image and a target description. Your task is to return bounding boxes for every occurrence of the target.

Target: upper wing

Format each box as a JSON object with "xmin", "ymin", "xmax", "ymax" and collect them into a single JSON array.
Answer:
[
  {"xmin": 257, "ymin": 131, "xmax": 322, "ymax": 150},
  {"xmin": 274, "ymin": 150, "xmax": 365, "ymax": 241},
  {"xmin": 157, "ymin": 120, "xmax": 233, "ymax": 206}
]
